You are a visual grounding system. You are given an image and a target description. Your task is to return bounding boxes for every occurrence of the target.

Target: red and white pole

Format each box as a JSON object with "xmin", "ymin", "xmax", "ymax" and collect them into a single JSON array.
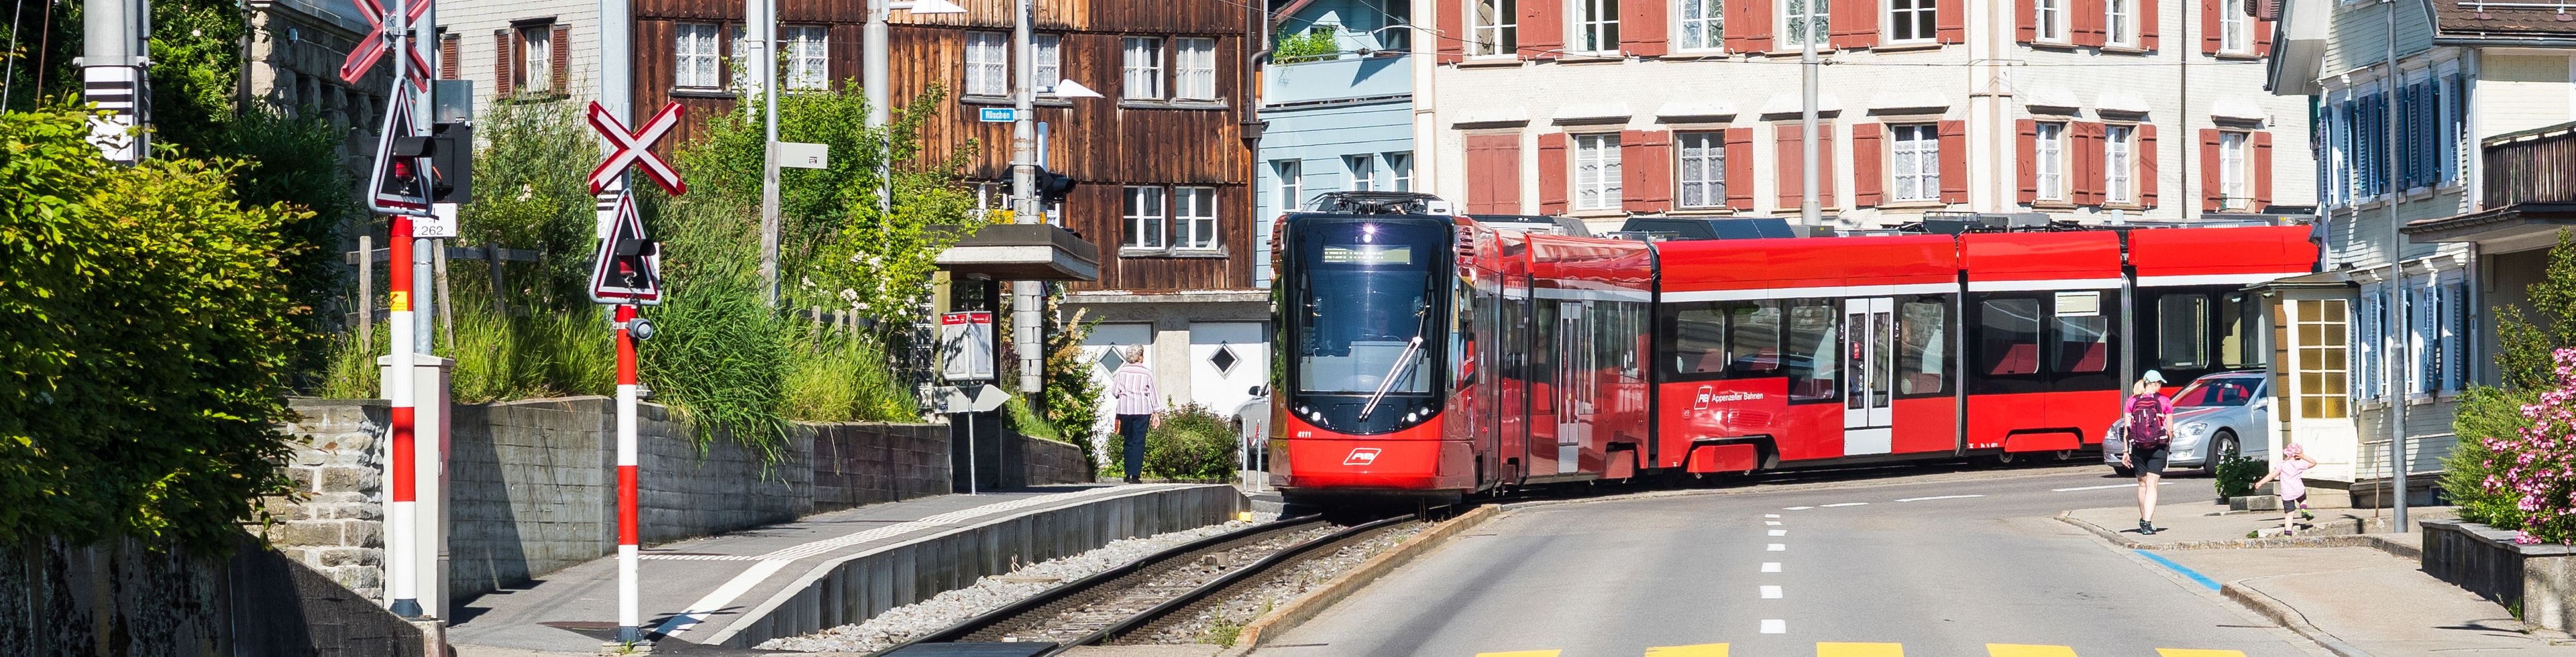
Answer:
[
  {"xmin": 614, "ymin": 303, "xmax": 642, "ymax": 644},
  {"xmin": 385, "ymin": 214, "xmax": 422, "ymax": 619}
]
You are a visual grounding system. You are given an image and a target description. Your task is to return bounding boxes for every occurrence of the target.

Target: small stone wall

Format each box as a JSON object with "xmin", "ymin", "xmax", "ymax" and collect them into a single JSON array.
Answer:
[
  {"xmin": 2422, "ymin": 520, "xmax": 2576, "ymax": 632},
  {"xmin": 271, "ymin": 400, "xmax": 392, "ymax": 602}
]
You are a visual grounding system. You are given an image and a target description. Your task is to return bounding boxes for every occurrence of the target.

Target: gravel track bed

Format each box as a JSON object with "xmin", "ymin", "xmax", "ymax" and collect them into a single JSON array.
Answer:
[
  {"xmin": 1139, "ymin": 522, "xmax": 1428, "ymax": 645},
  {"xmin": 994, "ymin": 524, "xmax": 1338, "ymax": 643},
  {"xmin": 755, "ymin": 512, "xmax": 1280, "ymax": 654}
]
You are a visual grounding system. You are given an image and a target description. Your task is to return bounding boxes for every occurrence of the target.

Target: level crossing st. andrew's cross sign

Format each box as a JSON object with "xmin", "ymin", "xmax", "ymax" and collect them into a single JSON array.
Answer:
[
  {"xmin": 337, "ymin": 0, "xmax": 433, "ymax": 89},
  {"xmin": 585, "ymin": 101, "xmax": 688, "ymax": 304}
]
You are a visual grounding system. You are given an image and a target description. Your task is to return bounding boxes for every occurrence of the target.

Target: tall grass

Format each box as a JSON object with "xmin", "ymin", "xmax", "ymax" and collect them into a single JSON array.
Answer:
[
  {"xmin": 311, "ymin": 295, "xmax": 614, "ymax": 402},
  {"xmin": 782, "ymin": 331, "xmax": 918, "ymax": 423}
]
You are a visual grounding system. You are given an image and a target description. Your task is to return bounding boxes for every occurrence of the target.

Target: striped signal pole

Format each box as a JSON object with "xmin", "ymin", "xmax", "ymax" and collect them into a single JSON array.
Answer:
[
  {"xmin": 383, "ymin": 0, "xmax": 424, "ymax": 621},
  {"xmin": 614, "ymin": 302, "xmax": 642, "ymax": 643}
]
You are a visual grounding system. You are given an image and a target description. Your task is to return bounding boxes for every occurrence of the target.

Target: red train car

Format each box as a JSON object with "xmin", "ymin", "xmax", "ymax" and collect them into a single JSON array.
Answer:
[{"xmin": 1268, "ymin": 194, "xmax": 2318, "ymax": 508}]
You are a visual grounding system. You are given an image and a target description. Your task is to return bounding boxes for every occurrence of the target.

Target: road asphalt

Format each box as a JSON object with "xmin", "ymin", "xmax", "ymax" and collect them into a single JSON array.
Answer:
[{"xmin": 1252, "ymin": 463, "xmax": 2332, "ymax": 657}]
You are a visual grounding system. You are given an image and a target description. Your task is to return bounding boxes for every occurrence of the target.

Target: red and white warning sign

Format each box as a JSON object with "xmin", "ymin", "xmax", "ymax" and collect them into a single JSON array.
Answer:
[
  {"xmin": 588, "ymin": 101, "xmax": 688, "ymax": 196},
  {"xmin": 587, "ymin": 193, "xmax": 662, "ymax": 304}
]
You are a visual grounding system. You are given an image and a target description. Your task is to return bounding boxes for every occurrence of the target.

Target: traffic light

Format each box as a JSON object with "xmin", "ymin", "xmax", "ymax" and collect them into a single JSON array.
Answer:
[
  {"xmin": 431, "ymin": 122, "xmax": 472, "ymax": 203},
  {"xmin": 377, "ymin": 135, "xmax": 433, "ymax": 203},
  {"xmin": 1035, "ymin": 167, "xmax": 1077, "ymax": 204}
]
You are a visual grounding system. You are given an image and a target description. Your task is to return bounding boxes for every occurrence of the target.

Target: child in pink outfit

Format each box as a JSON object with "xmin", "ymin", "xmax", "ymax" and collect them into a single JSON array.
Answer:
[{"xmin": 2253, "ymin": 443, "xmax": 2318, "ymax": 535}]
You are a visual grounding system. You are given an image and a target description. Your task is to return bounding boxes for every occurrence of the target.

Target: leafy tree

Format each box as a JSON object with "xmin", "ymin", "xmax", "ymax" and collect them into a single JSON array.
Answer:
[
  {"xmin": 2497, "ymin": 230, "xmax": 2576, "ymax": 391},
  {"xmin": 0, "ymin": 107, "xmax": 305, "ymax": 550},
  {"xmin": 459, "ymin": 101, "xmax": 606, "ymax": 308}
]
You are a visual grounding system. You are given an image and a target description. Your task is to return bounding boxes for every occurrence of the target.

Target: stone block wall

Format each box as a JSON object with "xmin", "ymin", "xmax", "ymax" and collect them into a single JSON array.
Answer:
[{"xmin": 268, "ymin": 399, "xmax": 392, "ymax": 603}]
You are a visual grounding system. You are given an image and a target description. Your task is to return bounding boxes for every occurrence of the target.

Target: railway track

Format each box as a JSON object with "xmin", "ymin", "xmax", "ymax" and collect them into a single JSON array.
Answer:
[{"xmin": 875, "ymin": 514, "xmax": 1417, "ymax": 656}]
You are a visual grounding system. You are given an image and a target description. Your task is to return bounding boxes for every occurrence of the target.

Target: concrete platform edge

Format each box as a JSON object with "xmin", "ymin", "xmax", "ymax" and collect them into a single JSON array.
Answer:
[
  {"xmin": 1231, "ymin": 505, "xmax": 1503, "ymax": 653},
  {"xmin": 704, "ymin": 485, "xmax": 1245, "ymax": 648},
  {"xmin": 2219, "ymin": 581, "xmax": 2376, "ymax": 657}
]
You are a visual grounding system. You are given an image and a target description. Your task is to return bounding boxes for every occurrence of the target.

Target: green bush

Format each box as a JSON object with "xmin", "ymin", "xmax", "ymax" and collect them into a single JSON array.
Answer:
[
  {"xmin": 1145, "ymin": 404, "xmax": 1241, "ymax": 482},
  {"xmin": 0, "ymin": 107, "xmax": 305, "ymax": 550},
  {"xmin": 2213, "ymin": 452, "xmax": 2265, "ymax": 499},
  {"xmin": 1273, "ymin": 27, "xmax": 1340, "ymax": 64},
  {"xmin": 1044, "ymin": 302, "xmax": 1104, "ymax": 448}
]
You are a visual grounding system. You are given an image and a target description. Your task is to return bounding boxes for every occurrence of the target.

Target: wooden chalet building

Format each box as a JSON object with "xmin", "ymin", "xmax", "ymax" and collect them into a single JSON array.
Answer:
[{"xmin": 623, "ymin": 0, "xmax": 1269, "ymax": 431}]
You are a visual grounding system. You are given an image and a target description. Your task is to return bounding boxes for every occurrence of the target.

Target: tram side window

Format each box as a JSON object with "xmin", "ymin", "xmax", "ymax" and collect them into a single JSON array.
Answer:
[
  {"xmin": 1672, "ymin": 305, "xmax": 1730, "ymax": 375},
  {"xmin": 2055, "ymin": 311, "xmax": 2111, "ymax": 373},
  {"xmin": 2157, "ymin": 293, "xmax": 2212, "ymax": 371},
  {"xmin": 1784, "ymin": 300, "xmax": 1839, "ymax": 401},
  {"xmin": 1669, "ymin": 301, "xmax": 1782, "ymax": 377},
  {"xmin": 1897, "ymin": 298, "xmax": 1949, "ymax": 395},
  {"xmin": 1978, "ymin": 298, "xmax": 2042, "ymax": 376}
]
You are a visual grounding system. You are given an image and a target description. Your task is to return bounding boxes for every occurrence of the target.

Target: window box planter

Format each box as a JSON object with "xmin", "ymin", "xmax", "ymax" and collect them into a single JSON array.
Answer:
[{"xmin": 2421, "ymin": 519, "xmax": 2576, "ymax": 631}]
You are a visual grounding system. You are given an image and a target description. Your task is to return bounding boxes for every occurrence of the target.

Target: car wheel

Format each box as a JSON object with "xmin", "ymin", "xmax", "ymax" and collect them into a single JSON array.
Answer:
[{"xmin": 2214, "ymin": 431, "xmax": 2241, "ymax": 462}]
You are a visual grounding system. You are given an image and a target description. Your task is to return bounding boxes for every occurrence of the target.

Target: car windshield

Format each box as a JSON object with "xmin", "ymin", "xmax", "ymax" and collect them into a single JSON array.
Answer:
[
  {"xmin": 2171, "ymin": 377, "xmax": 2259, "ymax": 407},
  {"xmin": 1290, "ymin": 221, "xmax": 1444, "ymax": 395}
]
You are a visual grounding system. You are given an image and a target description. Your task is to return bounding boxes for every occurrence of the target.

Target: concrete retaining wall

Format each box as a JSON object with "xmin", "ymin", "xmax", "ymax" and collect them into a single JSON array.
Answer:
[
  {"xmin": 0, "ymin": 534, "xmax": 425, "ymax": 657},
  {"xmin": 710, "ymin": 484, "xmax": 1244, "ymax": 647},
  {"xmin": 2422, "ymin": 520, "xmax": 2576, "ymax": 632}
]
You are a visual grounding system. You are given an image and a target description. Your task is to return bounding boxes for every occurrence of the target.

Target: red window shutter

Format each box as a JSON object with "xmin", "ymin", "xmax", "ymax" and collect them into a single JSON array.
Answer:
[
  {"xmin": 1623, "ymin": 129, "xmax": 1674, "ymax": 211},
  {"xmin": 2139, "ymin": 0, "xmax": 2159, "ymax": 50},
  {"xmin": 2074, "ymin": 121, "xmax": 2104, "ymax": 205},
  {"xmin": 2017, "ymin": 119, "xmax": 2039, "ymax": 203},
  {"xmin": 1938, "ymin": 119, "xmax": 1968, "ymax": 204},
  {"xmin": 1466, "ymin": 133, "xmax": 1525, "ymax": 214},
  {"xmin": 1726, "ymin": 0, "xmax": 1775, "ymax": 52},
  {"xmin": 2198, "ymin": 128, "xmax": 2222, "ymax": 211},
  {"xmin": 1831, "ymin": 0, "xmax": 1878, "ymax": 50},
  {"xmin": 1438, "ymin": 0, "xmax": 1465, "ymax": 62},
  {"xmin": 2255, "ymin": 19, "xmax": 2273, "ymax": 56},
  {"xmin": 493, "ymin": 29, "xmax": 515, "ymax": 97},
  {"xmin": 1539, "ymin": 132, "xmax": 1570, "ymax": 215},
  {"xmin": 1937, "ymin": 1, "xmax": 1967, "ymax": 44},
  {"xmin": 1725, "ymin": 127, "xmax": 1756, "ymax": 210},
  {"xmin": 2075, "ymin": 0, "xmax": 2106, "ymax": 48},
  {"xmin": 552, "ymin": 24, "xmax": 572, "ymax": 95},
  {"xmin": 1521, "ymin": 0, "xmax": 1564, "ymax": 59},
  {"xmin": 1623, "ymin": 0, "xmax": 1668, "ymax": 56},
  {"xmin": 441, "ymin": 36, "xmax": 461, "ymax": 79},
  {"xmin": 1821, "ymin": 125, "xmax": 1837, "ymax": 206},
  {"xmin": 2202, "ymin": 0, "xmax": 2223, "ymax": 54},
  {"xmin": 1777, "ymin": 123, "xmax": 1805, "ymax": 209},
  {"xmin": 2017, "ymin": 1, "xmax": 2037, "ymax": 44},
  {"xmin": 2254, "ymin": 131, "xmax": 2275, "ymax": 208},
  {"xmin": 2137, "ymin": 123, "xmax": 2159, "ymax": 208},
  {"xmin": 1851, "ymin": 123, "xmax": 1884, "ymax": 207}
]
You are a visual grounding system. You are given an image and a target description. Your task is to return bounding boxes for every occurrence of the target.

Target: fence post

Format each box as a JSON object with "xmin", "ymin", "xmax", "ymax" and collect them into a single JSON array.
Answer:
[
  {"xmin": 486, "ymin": 243, "xmax": 509, "ymax": 318},
  {"xmin": 434, "ymin": 242, "xmax": 455, "ymax": 348},
  {"xmin": 358, "ymin": 234, "xmax": 374, "ymax": 350}
]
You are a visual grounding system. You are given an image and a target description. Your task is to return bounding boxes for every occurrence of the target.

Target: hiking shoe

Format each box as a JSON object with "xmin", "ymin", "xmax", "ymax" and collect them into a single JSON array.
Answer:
[
  {"xmin": 2299, "ymin": 510, "xmax": 2315, "ymax": 521},
  {"xmin": 2139, "ymin": 520, "xmax": 2159, "ymax": 535}
]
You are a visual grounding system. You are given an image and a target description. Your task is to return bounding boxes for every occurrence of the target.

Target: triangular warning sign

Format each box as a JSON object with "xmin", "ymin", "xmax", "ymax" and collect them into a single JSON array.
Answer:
[
  {"xmin": 588, "ymin": 192, "xmax": 663, "ymax": 305},
  {"xmin": 366, "ymin": 90, "xmax": 434, "ymax": 214}
]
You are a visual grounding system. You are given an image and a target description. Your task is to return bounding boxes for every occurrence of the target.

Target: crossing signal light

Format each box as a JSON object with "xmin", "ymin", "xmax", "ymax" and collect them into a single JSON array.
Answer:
[
  {"xmin": 431, "ymin": 122, "xmax": 472, "ymax": 203},
  {"xmin": 1036, "ymin": 168, "xmax": 1077, "ymax": 204},
  {"xmin": 378, "ymin": 136, "xmax": 433, "ymax": 202}
]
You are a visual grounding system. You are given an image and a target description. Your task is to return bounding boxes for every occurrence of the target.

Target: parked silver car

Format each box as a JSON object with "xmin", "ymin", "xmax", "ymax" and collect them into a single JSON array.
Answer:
[{"xmin": 2103, "ymin": 371, "xmax": 2272, "ymax": 476}]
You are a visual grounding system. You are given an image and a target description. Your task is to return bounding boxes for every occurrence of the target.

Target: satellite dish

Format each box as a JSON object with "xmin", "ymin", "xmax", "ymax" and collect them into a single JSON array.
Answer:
[{"xmin": 1051, "ymin": 78, "xmax": 1104, "ymax": 99}]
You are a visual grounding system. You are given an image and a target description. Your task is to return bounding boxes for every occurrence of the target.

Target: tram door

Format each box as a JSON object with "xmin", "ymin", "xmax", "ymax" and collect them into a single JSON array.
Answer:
[
  {"xmin": 1555, "ymin": 302, "xmax": 1591, "ymax": 473},
  {"xmin": 1843, "ymin": 297, "xmax": 1896, "ymax": 455}
]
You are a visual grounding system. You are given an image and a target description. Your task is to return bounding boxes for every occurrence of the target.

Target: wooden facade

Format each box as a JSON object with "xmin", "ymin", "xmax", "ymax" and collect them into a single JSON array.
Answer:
[{"xmin": 627, "ymin": 0, "xmax": 1258, "ymax": 293}]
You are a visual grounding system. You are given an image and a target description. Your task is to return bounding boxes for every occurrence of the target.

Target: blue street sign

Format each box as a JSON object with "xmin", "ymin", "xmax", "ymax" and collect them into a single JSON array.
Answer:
[{"xmin": 979, "ymin": 107, "xmax": 1017, "ymax": 123}]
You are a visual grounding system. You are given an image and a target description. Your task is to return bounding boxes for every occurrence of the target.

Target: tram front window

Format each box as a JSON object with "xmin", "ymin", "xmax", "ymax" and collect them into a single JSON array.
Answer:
[{"xmin": 1291, "ymin": 222, "xmax": 1444, "ymax": 398}]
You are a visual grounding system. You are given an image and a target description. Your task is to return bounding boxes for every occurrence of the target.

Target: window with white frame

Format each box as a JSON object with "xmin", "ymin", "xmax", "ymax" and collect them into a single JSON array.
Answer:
[
  {"xmin": 1574, "ymin": 133, "xmax": 1623, "ymax": 211},
  {"xmin": 1175, "ymin": 38, "xmax": 1217, "ymax": 100},
  {"xmin": 1576, "ymin": 0, "xmax": 1621, "ymax": 52},
  {"xmin": 1677, "ymin": 0, "xmax": 1722, "ymax": 50},
  {"xmin": 1890, "ymin": 125, "xmax": 1940, "ymax": 202},
  {"xmin": 1036, "ymin": 35, "xmax": 1062, "ymax": 90},
  {"xmin": 2105, "ymin": 124, "xmax": 2135, "ymax": 204},
  {"xmin": 1472, "ymin": 0, "xmax": 1519, "ymax": 56},
  {"xmin": 518, "ymin": 24, "xmax": 553, "ymax": 93},
  {"xmin": 1274, "ymin": 160, "xmax": 1303, "ymax": 211},
  {"xmin": 2292, "ymin": 298, "xmax": 2351, "ymax": 420},
  {"xmin": 785, "ymin": 25, "xmax": 828, "ymax": 90},
  {"xmin": 2357, "ymin": 286, "xmax": 2382, "ymax": 400},
  {"xmin": 1388, "ymin": 152, "xmax": 1413, "ymax": 192},
  {"xmin": 2407, "ymin": 278, "xmax": 2466, "ymax": 395},
  {"xmin": 2106, "ymin": 0, "xmax": 2137, "ymax": 48},
  {"xmin": 1889, "ymin": 0, "xmax": 1935, "ymax": 42},
  {"xmin": 1123, "ymin": 186, "xmax": 1167, "ymax": 249},
  {"xmin": 1349, "ymin": 154, "xmax": 1377, "ymax": 192},
  {"xmin": 675, "ymin": 23, "xmax": 720, "ymax": 88},
  {"xmin": 1122, "ymin": 38, "xmax": 1164, "ymax": 99},
  {"xmin": 2035, "ymin": 0, "xmax": 2066, "ymax": 42},
  {"xmin": 1173, "ymin": 187, "xmax": 1218, "ymax": 251},
  {"xmin": 2219, "ymin": 131, "xmax": 2250, "ymax": 211},
  {"xmin": 2220, "ymin": 0, "xmax": 2251, "ymax": 53},
  {"xmin": 966, "ymin": 32, "xmax": 1008, "ymax": 96},
  {"xmin": 1782, "ymin": 0, "xmax": 1829, "ymax": 48},
  {"xmin": 2035, "ymin": 121, "xmax": 2066, "ymax": 200},
  {"xmin": 1678, "ymin": 131, "xmax": 1726, "ymax": 208}
]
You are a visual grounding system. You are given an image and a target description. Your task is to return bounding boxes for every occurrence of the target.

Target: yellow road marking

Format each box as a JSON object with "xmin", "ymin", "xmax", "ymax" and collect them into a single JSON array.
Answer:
[
  {"xmin": 1474, "ymin": 652, "xmax": 1561, "ymax": 657},
  {"xmin": 1817, "ymin": 642, "xmax": 1906, "ymax": 657},
  {"xmin": 1644, "ymin": 644, "xmax": 1729, "ymax": 657},
  {"xmin": 1988, "ymin": 646, "xmax": 2080, "ymax": 657},
  {"xmin": 2156, "ymin": 651, "xmax": 2250, "ymax": 657}
]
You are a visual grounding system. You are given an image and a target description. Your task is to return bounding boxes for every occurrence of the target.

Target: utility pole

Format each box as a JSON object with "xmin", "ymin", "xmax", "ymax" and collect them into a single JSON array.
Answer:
[
  {"xmin": 1010, "ymin": 0, "xmax": 1042, "ymax": 396},
  {"xmin": 867, "ymin": 0, "xmax": 896, "ymax": 219},
  {"xmin": 755, "ymin": 0, "xmax": 781, "ymax": 306},
  {"xmin": 2382, "ymin": 0, "xmax": 2410, "ymax": 533},
  {"xmin": 598, "ymin": 0, "xmax": 633, "ymax": 240},
  {"xmin": 81, "ymin": 0, "xmax": 150, "ymax": 163},
  {"xmin": 1799, "ymin": 11, "xmax": 1820, "ymax": 228}
]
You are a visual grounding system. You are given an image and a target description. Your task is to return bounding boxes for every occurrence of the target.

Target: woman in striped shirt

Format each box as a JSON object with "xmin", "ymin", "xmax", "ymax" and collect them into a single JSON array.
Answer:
[{"xmin": 1110, "ymin": 347, "xmax": 1157, "ymax": 483}]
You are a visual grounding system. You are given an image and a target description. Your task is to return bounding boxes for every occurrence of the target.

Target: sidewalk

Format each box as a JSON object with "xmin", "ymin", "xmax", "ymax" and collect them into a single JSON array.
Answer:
[
  {"xmin": 447, "ymin": 483, "xmax": 1214, "ymax": 654},
  {"xmin": 2064, "ymin": 501, "xmax": 2576, "ymax": 656}
]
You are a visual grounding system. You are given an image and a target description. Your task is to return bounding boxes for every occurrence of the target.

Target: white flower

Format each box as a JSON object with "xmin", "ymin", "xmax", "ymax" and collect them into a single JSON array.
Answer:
[{"xmin": 839, "ymin": 288, "xmax": 860, "ymax": 302}]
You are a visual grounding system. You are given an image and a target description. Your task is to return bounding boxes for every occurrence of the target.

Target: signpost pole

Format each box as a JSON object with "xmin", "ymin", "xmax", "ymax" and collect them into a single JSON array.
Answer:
[
  {"xmin": 614, "ymin": 302, "xmax": 643, "ymax": 644},
  {"xmin": 383, "ymin": 0, "xmax": 422, "ymax": 621}
]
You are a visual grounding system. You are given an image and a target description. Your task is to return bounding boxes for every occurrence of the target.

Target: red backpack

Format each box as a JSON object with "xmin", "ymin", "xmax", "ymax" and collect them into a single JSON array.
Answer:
[{"xmin": 2124, "ymin": 394, "xmax": 2168, "ymax": 449}]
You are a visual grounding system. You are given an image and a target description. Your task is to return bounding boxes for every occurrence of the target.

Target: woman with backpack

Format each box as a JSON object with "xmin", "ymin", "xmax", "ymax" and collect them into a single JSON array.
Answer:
[{"xmin": 2120, "ymin": 371, "xmax": 2177, "ymax": 535}]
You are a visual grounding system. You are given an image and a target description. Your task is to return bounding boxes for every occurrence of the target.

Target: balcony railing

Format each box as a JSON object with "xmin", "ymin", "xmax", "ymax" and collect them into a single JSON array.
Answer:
[
  {"xmin": 1262, "ymin": 54, "xmax": 1411, "ymax": 107},
  {"xmin": 2456, "ymin": 1, "xmax": 2576, "ymax": 12},
  {"xmin": 2483, "ymin": 121, "xmax": 2576, "ymax": 208}
]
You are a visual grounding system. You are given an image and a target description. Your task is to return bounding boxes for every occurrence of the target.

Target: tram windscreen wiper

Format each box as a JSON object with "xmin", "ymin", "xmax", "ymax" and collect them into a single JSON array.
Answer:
[{"xmin": 1358, "ymin": 308, "xmax": 1431, "ymax": 421}]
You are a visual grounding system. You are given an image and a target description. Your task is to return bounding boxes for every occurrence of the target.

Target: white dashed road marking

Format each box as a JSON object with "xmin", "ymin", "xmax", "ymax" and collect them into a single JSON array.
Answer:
[
  {"xmin": 1768, "ymin": 529, "xmax": 1788, "ymax": 536},
  {"xmin": 1767, "ymin": 543, "xmax": 1786, "ymax": 551},
  {"xmin": 1760, "ymin": 585, "xmax": 1783, "ymax": 599},
  {"xmin": 1894, "ymin": 494, "xmax": 1986, "ymax": 502},
  {"xmin": 1761, "ymin": 619, "xmax": 1787, "ymax": 634},
  {"xmin": 1820, "ymin": 502, "xmax": 1868, "ymax": 507},
  {"xmin": 1765, "ymin": 521, "xmax": 1783, "ymax": 526},
  {"xmin": 1783, "ymin": 506, "xmax": 1815, "ymax": 510},
  {"xmin": 1764, "ymin": 514, "xmax": 1780, "ymax": 518},
  {"xmin": 1762, "ymin": 562, "xmax": 1782, "ymax": 573}
]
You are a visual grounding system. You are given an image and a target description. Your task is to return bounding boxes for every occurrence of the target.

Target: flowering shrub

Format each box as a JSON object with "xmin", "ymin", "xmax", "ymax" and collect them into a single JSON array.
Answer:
[{"xmin": 2482, "ymin": 348, "xmax": 2576, "ymax": 544}]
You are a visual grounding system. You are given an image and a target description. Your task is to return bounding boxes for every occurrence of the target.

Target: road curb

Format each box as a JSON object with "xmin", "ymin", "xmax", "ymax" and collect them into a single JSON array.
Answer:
[
  {"xmin": 2054, "ymin": 512, "xmax": 2422, "ymax": 557},
  {"xmin": 1226, "ymin": 505, "xmax": 1503, "ymax": 653},
  {"xmin": 2219, "ymin": 581, "xmax": 2377, "ymax": 657}
]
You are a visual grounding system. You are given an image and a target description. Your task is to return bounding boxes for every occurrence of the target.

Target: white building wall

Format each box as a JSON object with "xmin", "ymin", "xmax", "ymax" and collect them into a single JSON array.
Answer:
[
  {"xmin": 1421, "ymin": 0, "xmax": 2315, "ymax": 229},
  {"xmin": 436, "ymin": 0, "xmax": 605, "ymax": 121}
]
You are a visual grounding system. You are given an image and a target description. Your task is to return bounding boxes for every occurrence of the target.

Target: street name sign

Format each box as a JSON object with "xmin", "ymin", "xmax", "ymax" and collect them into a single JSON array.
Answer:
[{"xmin": 979, "ymin": 107, "xmax": 1018, "ymax": 123}]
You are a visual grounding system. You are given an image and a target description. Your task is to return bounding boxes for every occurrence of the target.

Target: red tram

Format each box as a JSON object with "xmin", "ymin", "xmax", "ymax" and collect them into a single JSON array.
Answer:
[{"xmin": 1268, "ymin": 198, "xmax": 2318, "ymax": 508}]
